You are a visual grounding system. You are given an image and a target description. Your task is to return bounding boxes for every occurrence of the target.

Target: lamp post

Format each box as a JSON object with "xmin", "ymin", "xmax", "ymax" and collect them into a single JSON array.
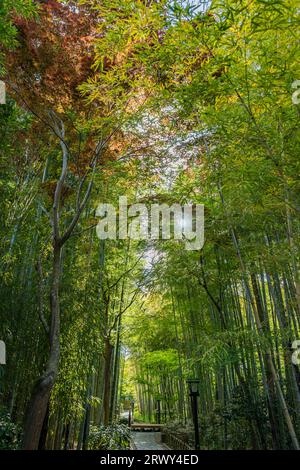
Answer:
[
  {"xmin": 131, "ymin": 400, "xmax": 135, "ymax": 424},
  {"xmin": 187, "ymin": 379, "xmax": 200, "ymax": 450},
  {"xmin": 156, "ymin": 399, "xmax": 161, "ymax": 424},
  {"xmin": 126, "ymin": 396, "xmax": 133, "ymax": 427}
]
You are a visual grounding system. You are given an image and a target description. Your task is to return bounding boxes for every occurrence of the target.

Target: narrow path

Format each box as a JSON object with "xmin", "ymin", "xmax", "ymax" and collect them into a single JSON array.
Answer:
[{"xmin": 131, "ymin": 432, "xmax": 168, "ymax": 450}]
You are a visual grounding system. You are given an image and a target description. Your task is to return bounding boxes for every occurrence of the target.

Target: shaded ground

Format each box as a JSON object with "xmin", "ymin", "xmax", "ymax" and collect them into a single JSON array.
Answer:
[{"xmin": 131, "ymin": 432, "xmax": 168, "ymax": 450}]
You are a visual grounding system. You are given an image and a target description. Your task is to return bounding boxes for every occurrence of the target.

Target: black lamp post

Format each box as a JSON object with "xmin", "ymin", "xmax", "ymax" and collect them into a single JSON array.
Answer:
[
  {"xmin": 187, "ymin": 379, "xmax": 200, "ymax": 450},
  {"xmin": 156, "ymin": 399, "xmax": 161, "ymax": 424},
  {"xmin": 126, "ymin": 396, "xmax": 133, "ymax": 427},
  {"xmin": 131, "ymin": 400, "xmax": 135, "ymax": 424}
]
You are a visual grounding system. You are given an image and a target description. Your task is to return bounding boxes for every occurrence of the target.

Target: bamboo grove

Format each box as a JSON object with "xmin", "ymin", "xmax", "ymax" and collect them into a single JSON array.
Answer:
[{"xmin": 0, "ymin": 0, "xmax": 300, "ymax": 451}]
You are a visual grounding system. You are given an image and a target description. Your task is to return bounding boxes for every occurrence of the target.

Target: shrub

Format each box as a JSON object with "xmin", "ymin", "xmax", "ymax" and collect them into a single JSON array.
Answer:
[
  {"xmin": 88, "ymin": 424, "xmax": 131, "ymax": 450},
  {"xmin": 0, "ymin": 410, "xmax": 20, "ymax": 450},
  {"xmin": 118, "ymin": 416, "xmax": 129, "ymax": 425}
]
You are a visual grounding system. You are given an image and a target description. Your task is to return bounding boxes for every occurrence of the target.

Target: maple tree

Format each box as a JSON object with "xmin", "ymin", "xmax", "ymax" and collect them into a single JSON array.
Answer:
[{"xmin": 3, "ymin": 0, "xmax": 131, "ymax": 449}]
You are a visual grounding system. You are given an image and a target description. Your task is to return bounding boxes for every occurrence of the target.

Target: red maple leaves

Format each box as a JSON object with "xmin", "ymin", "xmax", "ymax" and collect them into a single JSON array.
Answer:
[{"xmin": 8, "ymin": 1, "xmax": 97, "ymax": 113}]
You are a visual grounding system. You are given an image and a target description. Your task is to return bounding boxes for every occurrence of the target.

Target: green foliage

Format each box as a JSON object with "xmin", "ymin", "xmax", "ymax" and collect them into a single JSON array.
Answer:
[
  {"xmin": 0, "ymin": 0, "xmax": 36, "ymax": 71},
  {"xmin": 88, "ymin": 424, "xmax": 131, "ymax": 450},
  {"xmin": 1, "ymin": 0, "xmax": 300, "ymax": 452},
  {"xmin": 0, "ymin": 410, "xmax": 20, "ymax": 450}
]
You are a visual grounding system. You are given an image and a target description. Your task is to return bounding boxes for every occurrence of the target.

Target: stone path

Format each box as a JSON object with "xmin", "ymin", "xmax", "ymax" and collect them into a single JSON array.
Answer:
[{"xmin": 131, "ymin": 432, "xmax": 168, "ymax": 450}]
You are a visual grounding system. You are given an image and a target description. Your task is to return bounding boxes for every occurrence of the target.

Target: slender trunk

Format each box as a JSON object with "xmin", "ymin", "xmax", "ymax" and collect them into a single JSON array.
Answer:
[
  {"xmin": 22, "ymin": 243, "xmax": 61, "ymax": 449},
  {"xmin": 109, "ymin": 318, "xmax": 121, "ymax": 423},
  {"xmin": 38, "ymin": 402, "xmax": 50, "ymax": 450},
  {"xmin": 103, "ymin": 338, "xmax": 113, "ymax": 426}
]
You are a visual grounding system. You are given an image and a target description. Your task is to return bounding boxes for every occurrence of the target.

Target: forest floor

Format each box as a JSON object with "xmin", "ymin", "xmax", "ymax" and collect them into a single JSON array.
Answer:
[{"xmin": 131, "ymin": 432, "xmax": 168, "ymax": 450}]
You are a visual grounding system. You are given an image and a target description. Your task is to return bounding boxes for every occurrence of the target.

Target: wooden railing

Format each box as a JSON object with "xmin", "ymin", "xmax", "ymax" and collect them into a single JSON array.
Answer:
[
  {"xmin": 131, "ymin": 423, "xmax": 164, "ymax": 432},
  {"xmin": 161, "ymin": 432, "xmax": 193, "ymax": 451}
]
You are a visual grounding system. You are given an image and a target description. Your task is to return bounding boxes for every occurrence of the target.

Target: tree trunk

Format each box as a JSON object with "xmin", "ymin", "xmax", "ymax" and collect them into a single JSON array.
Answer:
[
  {"xmin": 38, "ymin": 401, "xmax": 50, "ymax": 450},
  {"xmin": 103, "ymin": 338, "xmax": 113, "ymax": 426},
  {"xmin": 22, "ymin": 243, "xmax": 61, "ymax": 449}
]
